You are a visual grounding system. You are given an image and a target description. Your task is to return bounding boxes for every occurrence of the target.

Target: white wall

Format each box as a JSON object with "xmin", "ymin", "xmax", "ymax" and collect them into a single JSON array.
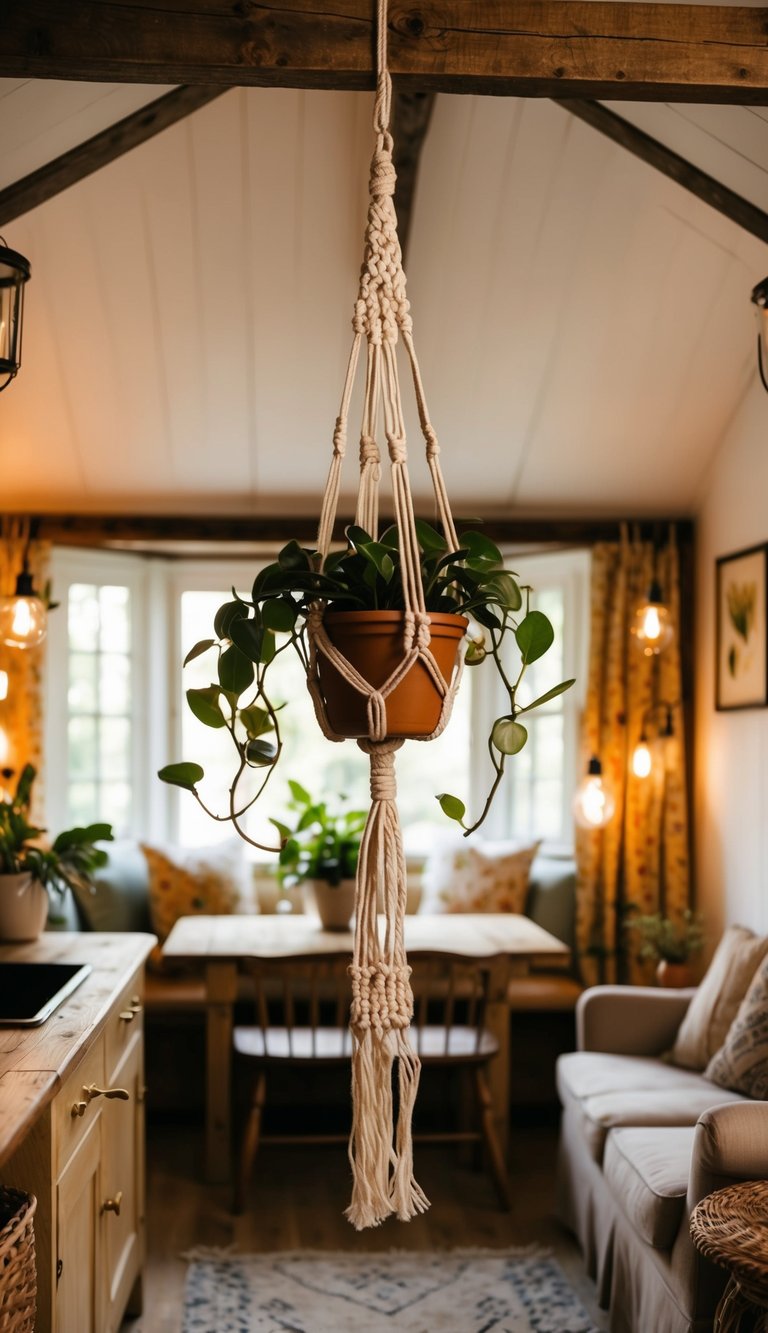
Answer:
[{"xmin": 695, "ymin": 378, "xmax": 768, "ymax": 937}]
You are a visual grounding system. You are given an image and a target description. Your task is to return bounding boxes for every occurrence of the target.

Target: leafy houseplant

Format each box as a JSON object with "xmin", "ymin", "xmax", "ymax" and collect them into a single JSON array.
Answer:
[
  {"xmin": 272, "ymin": 779, "xmax": 367, "ymax": 929},
  {"xmin": 159, "ymin": 520, "xmax": 575, "ymax": 849},
  {"xmin": 0, "ymin": 764, "xmax": 113, "ymax": 941},
  {"xmin": 626, "ymin": 909, "xmax": 704, "ymax": 987}
]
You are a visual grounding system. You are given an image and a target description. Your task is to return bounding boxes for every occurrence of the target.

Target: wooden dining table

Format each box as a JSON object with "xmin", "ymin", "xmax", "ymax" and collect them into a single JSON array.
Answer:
[{"xmin": 163, "ymin": 911, "xmax": 569, "ymax": 1183}]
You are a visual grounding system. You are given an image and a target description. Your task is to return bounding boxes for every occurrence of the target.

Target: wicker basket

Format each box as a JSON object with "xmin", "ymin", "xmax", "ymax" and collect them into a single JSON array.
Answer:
[{"xmin": 0, "ymin": 1187, "xmax": 37, "ymax": 1333}]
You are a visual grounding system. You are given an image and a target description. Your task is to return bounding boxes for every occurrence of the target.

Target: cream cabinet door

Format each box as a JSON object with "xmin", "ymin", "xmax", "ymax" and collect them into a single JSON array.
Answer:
[
  {"xmin": 56, "ymin": 1111, "xmax": 103, "ymax": 1333},
  {"xmin": 101, "ymin": 1031, "xmax": 145, "ymax": 1332}
]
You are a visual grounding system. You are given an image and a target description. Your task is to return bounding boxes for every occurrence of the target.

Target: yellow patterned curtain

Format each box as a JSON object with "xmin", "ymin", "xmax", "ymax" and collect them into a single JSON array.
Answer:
[
  {"xmin": 576, "ymin": 530, "xmax": 690, "ymax": 986},
  {"xmin": 0, "ymin": 517, "xmax": 50, "ymax": 812}
]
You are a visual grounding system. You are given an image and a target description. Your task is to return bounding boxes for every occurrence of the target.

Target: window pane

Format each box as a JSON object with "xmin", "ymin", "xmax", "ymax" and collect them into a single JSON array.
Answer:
[
  {"xmin": 69, "ymin": 716, "xmax": 98, "ymax": 779},
  {"xmin": 100, "ymin": 654, "xmax": 130, "ymax": 715},
  {"xmin": 69, "ymin": 781, "xmax": 98, "ymax": 825},
  {"xmin": 69, "ymin": 584, "xmax": 99, "ymax": 651},
  {"xmin": 69, "ymin": 652, "xmax": 98, "ymax": 714},
  {"xmin": 533, "ymin": 779, "xmax": 563, "ymax": 839},
  {"xmin": 99, "ymin": 782, "xmax": 132, "ymax": 833},
  {"xmin": 99, "ymin": 585, "xmax": 130, "ymax": 654},
  {"xmin": 536, "ymin": 713, "xmax": 564, "ymax": 780},
  {"xmin": 100, "ymin": 717, "xmax": 130, "ymax": 780}
]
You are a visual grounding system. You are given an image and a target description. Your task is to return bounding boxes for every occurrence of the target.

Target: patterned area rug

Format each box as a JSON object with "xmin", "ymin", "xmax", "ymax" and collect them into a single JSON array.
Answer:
[{"xmin": 182, "ymin": 1247, "xmax": 597, "ymax": 1332}]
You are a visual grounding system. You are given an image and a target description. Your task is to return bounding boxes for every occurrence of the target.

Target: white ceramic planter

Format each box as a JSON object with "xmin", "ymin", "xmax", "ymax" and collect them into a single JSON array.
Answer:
[
  {"xmin": 0, "ymin": 873, "xmax": 49, "ymax": 942},
  {"xmin": 305, "ymin": 878, "xmax": 356, "ymax": 931}
]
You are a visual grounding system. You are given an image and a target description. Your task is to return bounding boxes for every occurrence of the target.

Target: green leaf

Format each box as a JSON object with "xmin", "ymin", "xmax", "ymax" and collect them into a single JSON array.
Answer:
[
  {"xmin": 517, "ymin": 679, "xmax": 576, "ymax": 714},
  {"xmin": 278, "ymin": 540, "xmax": 310, "ymax": 572},
  {"xmin": 491, "ymin": 718, "xmax": 528, "ymax": 755},
  {"xmin": 157, "ymin": 762, "xmax": 205, "ymax": 791},
  {"xmin": 229, "ymin": 618, "xmax": 264, "ymax": 662},
  {"xmin": 218, "ymin": 645, "xmax": 254, "ymax": 698},
  {"xmin": 460, "ymin": 531, "xmax": 503, "ymax": 566},
  {"xmin": 345, "ymin": 525, "xmax": 374, "ymax": 551},
  {"xmin": 269, "ymin": 819, "xmax": 292, "ymax": 843},
  {"xmin": 183, "ymin": 638, "xmax": 215, "ymax": 668},
  {"xmin": 279, "ymin": 837, "xmax": 301, "ymax": 867},
  {"xmin": 465, "ymin": 639, "xmax": 487, "ymax": 666},
  {"xmin": 437, "ymin": 793, "xmax": 466, "ymax": 823},
  {"xmin": 361, "ymin": 542, "xmax": 394, "ymax": 582},
  {"xmin": 516, "ymin": 611, "xmax": 555, "ymax": 664},
  {"xmin": 487, "ymin": 571, "xmax": 522, "ymax": 612},
  {"xmin": 288, "ymin": 779, "xmax": 311, "ymax": 805},
  {"xmin": 261, "ymin": 630, "xmax": 277, "ymax": 665},
  {"xmin": 415, "ymin": 519, "xmax": 448, "ymax": 553},
  {"xmin": 245, "ymin": 738, "xmax": 277, "ymax": 767},
  {"xmin": 214, "ymin": 600, "xmax": 246, "ymax": 639},
  {"xmin": 186, "ymin": 687, "xmax": 225, "ymax": 729},
  {"xmin": 261, "ymin": 598, "xmax": 298, "ymax": 633},
  {"xmin": 238, "ymin": 704, "xmax": 274, "ymax": 738}
]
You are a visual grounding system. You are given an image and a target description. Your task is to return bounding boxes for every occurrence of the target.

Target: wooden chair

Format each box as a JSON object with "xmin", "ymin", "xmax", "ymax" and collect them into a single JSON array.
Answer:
[{"xmin": 232, "ymin": 950, "xmax": 511, "ymax": 1212}]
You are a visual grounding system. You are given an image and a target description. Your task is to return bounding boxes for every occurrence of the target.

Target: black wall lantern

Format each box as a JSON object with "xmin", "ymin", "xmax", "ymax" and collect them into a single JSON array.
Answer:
[
  {"xmin": 0, "ymin": 240, "xmax": 31, "ymax": 391},
  {"xmin": 750, "ymin": 276, "xmax": 768, "ymax": 394}
]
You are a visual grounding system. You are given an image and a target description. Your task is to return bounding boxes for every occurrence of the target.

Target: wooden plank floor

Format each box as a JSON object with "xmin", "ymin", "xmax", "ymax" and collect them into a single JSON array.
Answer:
[{"xmin": 123, "ymin": 1120, "xmax": 607, "ymax": 1332}]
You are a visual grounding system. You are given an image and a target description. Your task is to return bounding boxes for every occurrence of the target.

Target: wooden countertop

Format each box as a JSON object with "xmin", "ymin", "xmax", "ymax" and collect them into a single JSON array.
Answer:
[{"xmin": 0, "ymin": 932, "xmax": 155, "ymax": 1167}]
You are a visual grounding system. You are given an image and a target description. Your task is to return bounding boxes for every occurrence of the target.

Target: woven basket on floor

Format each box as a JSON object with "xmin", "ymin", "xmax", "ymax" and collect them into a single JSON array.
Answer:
[{"xmin": 0, "ymin": 1187, "xmax": 37, "ymax": 1333}]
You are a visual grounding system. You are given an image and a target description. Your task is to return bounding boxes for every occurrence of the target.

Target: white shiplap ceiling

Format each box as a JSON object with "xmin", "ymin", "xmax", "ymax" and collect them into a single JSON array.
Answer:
[{"xmin": 0, "ymin": 83, "xmax": 765, "ymax": 518}]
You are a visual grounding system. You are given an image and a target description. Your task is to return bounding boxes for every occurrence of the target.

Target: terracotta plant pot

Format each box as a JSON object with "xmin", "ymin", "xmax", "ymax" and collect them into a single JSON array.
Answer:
[
  {"xmin": 305, "ymin": 878, "xmax": 357, "ymax": 931},
  {"xmin": 317, "ymin": 610, "xmax": 468, "ymax": 739},
  {"xmin": 656, "ymin": 959, "xmax": 695, "ymax": 988},
  {"xmin": 0, "ymin": 873, "xmax": 49, "ymax": 942}
]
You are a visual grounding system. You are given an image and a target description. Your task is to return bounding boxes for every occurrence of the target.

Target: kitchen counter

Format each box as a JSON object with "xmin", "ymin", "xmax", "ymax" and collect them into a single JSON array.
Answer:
[{"xmin": 0, "ymin": 932, "xmax": 155, "ymax": 1166}]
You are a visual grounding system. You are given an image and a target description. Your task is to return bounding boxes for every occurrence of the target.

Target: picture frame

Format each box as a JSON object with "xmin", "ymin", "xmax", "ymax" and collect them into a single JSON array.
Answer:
[{"xmin": 716, "ymin": 542, "xmax": 768, "ymax": 711}]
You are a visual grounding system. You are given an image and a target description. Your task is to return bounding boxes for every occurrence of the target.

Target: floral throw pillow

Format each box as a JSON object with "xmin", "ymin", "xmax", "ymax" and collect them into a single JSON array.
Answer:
[
  {"xmin": 705, "ymin": 953, "xmax": 768, "ymax": 1099},
  {"xmin": 141, "ymin": 841, "xmax": 246, "ymax": 963},
  {"xmin": 431, "ymin": 841, "xmax": 541, "ymax": 915}
]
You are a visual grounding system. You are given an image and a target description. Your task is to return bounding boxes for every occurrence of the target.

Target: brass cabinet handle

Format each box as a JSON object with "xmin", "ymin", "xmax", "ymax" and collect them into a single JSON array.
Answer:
[
  {"xmin": 129, "ymin": 995, "xmax": 142, "ymax": 1011},
  {"xmin": 118, "ymin": 1009, "xmax": 136, "ymax": 1023},
  {"xmin": 102, "ymin": 1190, "xmax": 123, "ymax": 1217},
  {"xmin": 83, "ymin": 1084, "xmax": 129, "ymax": 1102},
  {"xmin": 70, "ymin": 1101, "xmax": 88, "ymax": 1119}
]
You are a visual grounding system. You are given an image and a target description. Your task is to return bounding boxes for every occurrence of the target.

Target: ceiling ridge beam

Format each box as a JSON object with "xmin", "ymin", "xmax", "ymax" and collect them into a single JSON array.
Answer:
[
  {"xmin": 4, "ymin": 1, "xmax": 768, "ymax": 104},
  {"xmin": 558, "ymin": 98, "xmax": 768, "ymax": 243},
  {"xmin": 0, "ymin": 85, "xmax": 226, "ymax": 227}
]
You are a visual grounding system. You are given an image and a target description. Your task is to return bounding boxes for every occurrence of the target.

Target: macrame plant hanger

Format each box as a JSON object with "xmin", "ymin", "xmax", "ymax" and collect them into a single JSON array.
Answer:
[{"xmin": 305, "ymin": 0, "xmax": 465, "ymax": 1230}]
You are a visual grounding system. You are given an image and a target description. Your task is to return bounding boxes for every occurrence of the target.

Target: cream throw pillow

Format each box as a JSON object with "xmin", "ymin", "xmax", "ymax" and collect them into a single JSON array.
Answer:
[
  {"xmin": 433, "ymin": 841, "xmax": 541, "ymax": 914},
  {"xmin": 670, "ymin": 925, "xmax": 768, "ymax": 1071},
  {"xmin": 705, "ymin": 954, "xmax": 768, "ymax": 1098}
]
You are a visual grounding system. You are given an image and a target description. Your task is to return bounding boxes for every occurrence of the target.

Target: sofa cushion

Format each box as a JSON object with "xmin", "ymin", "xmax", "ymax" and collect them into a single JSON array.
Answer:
[
  {"xmin": 670, "ymin": 925, "xmax": 768, "ymax": 1071},
  {"xmin": 603, "ymin": 1127, "xmax": 694, "ymax": 1250},
  {"xmin": 705, "ymin": 953, "xmax": 768, "ymax": 1098},
  {"xmin": 70, "ymin": 840, "xmax": 153, "ymax": 932},
  {"xmin": 557, "ymin": 1051, "xmax": 748, "ymax": 1161}
]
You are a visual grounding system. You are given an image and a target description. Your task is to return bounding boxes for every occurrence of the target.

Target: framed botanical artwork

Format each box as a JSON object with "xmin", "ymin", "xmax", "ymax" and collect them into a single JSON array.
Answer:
[{"xmin": 716, "ymin": 543, "xmax": 768, "ymax": 710}]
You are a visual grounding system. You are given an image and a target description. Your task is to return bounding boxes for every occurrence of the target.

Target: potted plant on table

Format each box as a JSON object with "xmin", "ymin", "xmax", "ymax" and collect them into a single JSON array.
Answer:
[
  {"xmin": 626, "ymin": 909, "xmax": 705, "ymax": 987},
  {"xmin": 0, "ymin": 764, "xmax": 113, "ymax": 942},
  {"xmin": 158, "ymin": 521, "xmax": 574, "ymax": 846},
  {"xmin": 272, "ymin": 780, "xmax": 367, "ymax": 930}
]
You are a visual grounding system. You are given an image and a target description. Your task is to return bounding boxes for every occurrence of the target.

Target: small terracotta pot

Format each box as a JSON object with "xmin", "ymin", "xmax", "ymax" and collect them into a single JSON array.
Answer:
[
  {"xmin": 305, "ymin": 878, "xmax": 356, "ymax": 931},
  {"xmin": 656, "ymin": 959, "xmax": 695, "ymax": 989},
  {"xmin": 317, "ymin": 610, "xmax": 468, "ymax": 739},
  {"xmin": 0, "ymin": 873, "xmax": 49, "ymax": 942}
]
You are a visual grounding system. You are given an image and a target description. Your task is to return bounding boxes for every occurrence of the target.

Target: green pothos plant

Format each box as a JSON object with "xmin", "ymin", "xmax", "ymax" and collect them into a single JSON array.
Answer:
[{"xmin": 158, "ymin": 521, "xmax": 575, "ymax": 850}]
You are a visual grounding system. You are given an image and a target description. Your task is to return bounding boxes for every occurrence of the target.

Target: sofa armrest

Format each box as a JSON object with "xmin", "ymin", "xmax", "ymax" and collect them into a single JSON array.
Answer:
[
  {"xmin": 576, "ymin": 984, "xmax": 695, "ymax": 1054},
  {"xmin": 689, "ymin": 1101, "xmax": 768, "ymax": 1209}
]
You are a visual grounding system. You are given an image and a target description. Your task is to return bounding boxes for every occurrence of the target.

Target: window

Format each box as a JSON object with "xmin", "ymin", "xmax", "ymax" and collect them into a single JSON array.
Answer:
[{"xmin": 46, "ymin": 545, "xmax": 588, "ymax": 855}]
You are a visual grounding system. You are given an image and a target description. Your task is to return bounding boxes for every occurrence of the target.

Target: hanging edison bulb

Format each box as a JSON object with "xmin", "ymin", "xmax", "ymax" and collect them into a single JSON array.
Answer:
[
  {"xmin": 0, "ymin": 670, "xmax": 7, "ymax": 701},
  {"xmin": 573, "ymin": 756, "xmax": 616, "ymax": 829},
  {"xmin": 0, "ymin": 565, "xmax": 47, "ymax": 648},
  {"xmin": 631, "ymin": 736, "xmax": 653, "ymax": 779},
  {"xmin": 631, "ymin": 580, "xmax": 674, "ymax": 657}
]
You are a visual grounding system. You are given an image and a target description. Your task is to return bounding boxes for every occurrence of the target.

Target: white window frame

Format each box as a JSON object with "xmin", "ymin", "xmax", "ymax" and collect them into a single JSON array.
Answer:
[{"xmin": 470, "ymin": 547, "xmax": 590, "ymax": 852}]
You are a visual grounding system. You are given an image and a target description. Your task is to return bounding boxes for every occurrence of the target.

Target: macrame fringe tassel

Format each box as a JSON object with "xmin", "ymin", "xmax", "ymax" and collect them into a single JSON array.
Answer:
[{"xmin": 345, "ymin": 741, "xmax": 430, "ymax": 1230}]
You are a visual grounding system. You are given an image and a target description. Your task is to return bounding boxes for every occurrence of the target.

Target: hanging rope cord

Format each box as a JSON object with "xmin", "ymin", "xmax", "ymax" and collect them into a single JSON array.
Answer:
[{"xmin": 305, "ymin": 0, "xmax": 466, "ymax": 1231}]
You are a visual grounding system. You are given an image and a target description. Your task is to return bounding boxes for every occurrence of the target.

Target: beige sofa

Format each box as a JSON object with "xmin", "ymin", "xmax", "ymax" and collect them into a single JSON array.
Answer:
[{"xmin": 557, "ymin": 985, "xmax": 768, "ymax": 1333}]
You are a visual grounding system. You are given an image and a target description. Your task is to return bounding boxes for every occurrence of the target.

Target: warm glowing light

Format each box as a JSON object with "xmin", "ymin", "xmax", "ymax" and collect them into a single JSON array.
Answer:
[
  {"xmin": 0, "ymin": 725, "xmax": 10, "ymax": 768},
  {"xmin": 573, "ymin": 758, "xmax": 616, "ymax": 830},
  {"xmin": 631, "ymin": 582, "xmax": 674, "ymax": 657},
  {"xmin": 632, "ymin": 740, "xmax": 653, "ymax": 779},
  {"xmin": 0, "ymin": 670, "xmax": 7, "ymax": 701},
  {"xmin": 0, "ymin": 593, "xmax": 47, "ymax": 649}
]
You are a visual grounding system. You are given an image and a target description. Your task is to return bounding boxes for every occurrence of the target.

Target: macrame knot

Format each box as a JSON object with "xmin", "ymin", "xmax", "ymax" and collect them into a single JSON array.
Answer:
[
  {"xmin": 359, "ymin": 434, "xmax": 380, "ymax": 466},
  {"xmin": 369, "ymin": 747, "xmax": 397, "ymax": 802},
  {"xmin": 413, "ymin": 611, "xmax": 432, "ymax": 652},
  {"xmin": 387, "ymin": 435, "xmax": 407, "ymax": 465},
  {"xmin": 369, "ymin": 148, "xmax": 396, "ymax": 199},
  {"xmin": 424, "ymin": 427, "xmax": 440, "ymax": 457},
  {"xmin": 333, "ymin": 416, "xmax": 347, "ymax": 457}
]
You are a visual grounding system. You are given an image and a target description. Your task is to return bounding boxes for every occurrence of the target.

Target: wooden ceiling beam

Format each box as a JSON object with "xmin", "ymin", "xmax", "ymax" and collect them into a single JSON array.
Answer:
[
  {"xmin": 4, "ymin": 1, "xmax": 768, "ymax": 104},
  {"xmin": 0, "ymin": 86, "xmax": 225, "ymax": 227},
  {"xmin": 558, "ymin": 99, "xmax": 768, "ymax": 244}
]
